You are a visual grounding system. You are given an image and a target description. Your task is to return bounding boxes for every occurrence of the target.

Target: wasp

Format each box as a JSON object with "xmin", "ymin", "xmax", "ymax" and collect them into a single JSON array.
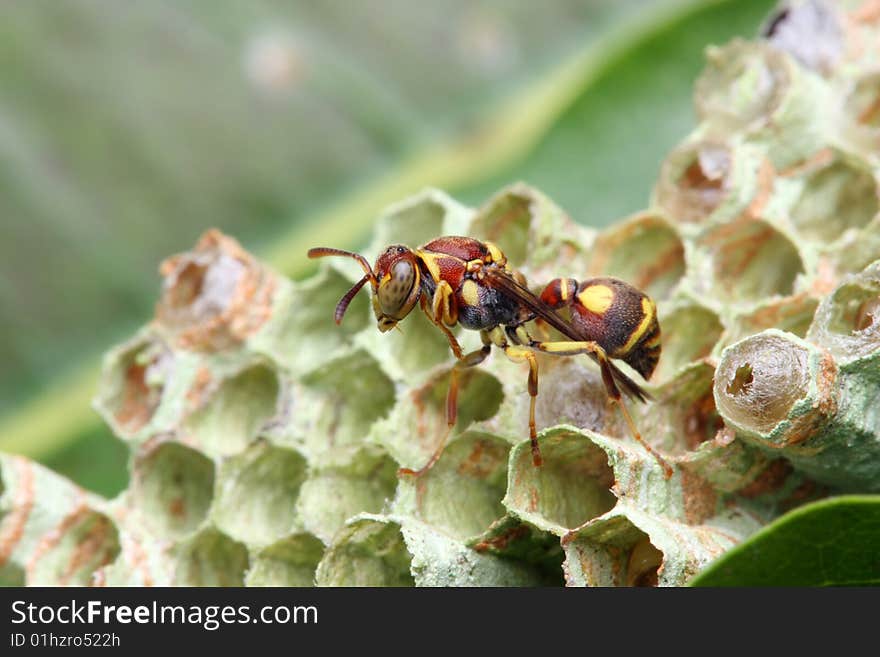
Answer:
[{"xmin": 308, "ymin": 236, "xmax": 671, "ymax": 477}]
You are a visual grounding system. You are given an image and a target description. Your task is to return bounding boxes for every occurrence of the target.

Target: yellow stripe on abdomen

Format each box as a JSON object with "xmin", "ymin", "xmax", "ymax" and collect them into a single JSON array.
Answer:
[{"xmin": 620, "ymin": 297, "xmax": 656, "ymax": 354}]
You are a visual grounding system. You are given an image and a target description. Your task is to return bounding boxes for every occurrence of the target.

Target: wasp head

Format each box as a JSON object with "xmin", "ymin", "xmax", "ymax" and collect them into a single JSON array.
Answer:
[
  {"xmin": 372, "ymin": 245, "xmax": 421, "ymax": 332},
  {"xmin": 307, "ymin": 244, "xmax": 421, "ymax": 331}
]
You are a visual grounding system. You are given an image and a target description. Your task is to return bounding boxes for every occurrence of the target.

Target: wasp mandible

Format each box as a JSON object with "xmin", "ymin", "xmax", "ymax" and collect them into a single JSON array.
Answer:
[{"xmin": 308, "ymin": 236, "xmax": 672, "ymax": 478}]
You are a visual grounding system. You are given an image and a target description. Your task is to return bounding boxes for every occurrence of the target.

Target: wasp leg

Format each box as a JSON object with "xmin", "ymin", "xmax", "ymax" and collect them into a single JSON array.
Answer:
[
  {"xmin": 431, "ymin": 279, "xmax": 458, "ymax": 326},
  {"xmin": 419, "ymin": 294, "xmax": 463, "ymax": 359},
  {"xmin": 398, "ymin": 331, "xmax": 492, "ymax": 478},
  {"xmin": 501, "ymin": 344, "xmax": 543, "ymax": 467},
  {"xmin": 489, "ymin": 326, "xmax": 541, "ymax": 466},
  {"xmin": 526, "ymin": 337, "xmax": 673, "ymax": 479}
]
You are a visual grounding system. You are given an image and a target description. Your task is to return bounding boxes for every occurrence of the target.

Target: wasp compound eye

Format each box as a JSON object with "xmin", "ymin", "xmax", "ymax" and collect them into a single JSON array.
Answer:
[{"xmin": 378, "ymin": 259, "xmax": 416, "ymax": 318}]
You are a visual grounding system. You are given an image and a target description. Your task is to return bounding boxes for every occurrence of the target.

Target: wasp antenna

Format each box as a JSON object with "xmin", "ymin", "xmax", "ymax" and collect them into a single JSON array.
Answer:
[
  {"xmin": 334, "ymin": 274, "xmax": 370, "ymax": 325},
  {"xmin": 307, "ymin": 247, "xmax": 377, "ymax": 286}
]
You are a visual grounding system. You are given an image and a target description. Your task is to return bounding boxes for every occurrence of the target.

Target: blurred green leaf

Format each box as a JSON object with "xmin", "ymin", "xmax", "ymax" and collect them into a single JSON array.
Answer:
[
  {"xmin": 690, "ymin": 496, "xmax": 880, "ymax": 587},
  {"xmin": 43, "ymin": 424, "xmax": 130, "ymax": 499},
  {"xmin": 455, "ymin": 0, "xmax": 777, "ymax": 225}
]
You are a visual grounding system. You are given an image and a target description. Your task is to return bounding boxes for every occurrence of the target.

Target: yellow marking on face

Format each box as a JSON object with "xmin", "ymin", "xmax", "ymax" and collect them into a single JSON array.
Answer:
[
  {"xmin": 485, "ymin": 241, "xmax": 505, "ymax": 265},
  {"xmin": 417, "ymin": 251, "xmax": 442, "ymax": 283},
  {"xmin": 621, "ymin": 297, "xmax": 656, "ymax": 354},
  {"xmin": 577, "ymin": 284, "xmax": 615, "ymax": 315},
  {"xmin": 461, "ymin": 279, "xmax": 480, "ymax": 307}
]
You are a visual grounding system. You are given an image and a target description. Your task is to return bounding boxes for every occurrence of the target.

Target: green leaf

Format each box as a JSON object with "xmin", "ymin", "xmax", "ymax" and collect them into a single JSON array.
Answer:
[{"xmin": 689, "ymin": 496, "xmax": 880, "ymax": 587}]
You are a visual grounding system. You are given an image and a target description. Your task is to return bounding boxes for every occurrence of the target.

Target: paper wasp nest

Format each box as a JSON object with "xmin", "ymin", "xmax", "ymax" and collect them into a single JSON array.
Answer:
[{"xmin": 2, "ymin": 0, "xmax": 879, "ymax": 586}]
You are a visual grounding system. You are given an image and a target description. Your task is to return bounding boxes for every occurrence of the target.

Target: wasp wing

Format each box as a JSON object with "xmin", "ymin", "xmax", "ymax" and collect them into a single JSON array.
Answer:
[
  {"xmin": 485, "ymin": 268, "xmax": 650, "ymax": 403},
  {"xmin": 483, "ymin": 269, "xmax": 579, "ymax": 338}
]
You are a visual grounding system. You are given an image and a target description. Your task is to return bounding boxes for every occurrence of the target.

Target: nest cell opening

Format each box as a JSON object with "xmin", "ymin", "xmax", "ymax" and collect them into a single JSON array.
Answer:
[
  {"xmin": 164, "ymin": 260, "xmax": 208, "ymax": 313},
  {"xmin": 714, "ymin": 333, "xmax": 809, "ymax": 435},
  {"xmin": 704, "ymin": 219, "xmax": 804, "ymax": 303},
  {"xmin": 273, "ymin": 268, "xmax": 370, "ymax": 374},
  {"xmin": 856, "ymin": 297, "xmax": 880, "ymax": 333},
  {"xmin": 653, "ymin": 305, "xmax": 723, "ymax": 382},
  {"xmin": 408, "ymin": 432, "xmax": 510, "ymax": 541},
  {"xmin": 99, "ymin": 339, "xmax": 169, "ymax": 437},
  {"xmin": 130, "ymin": 440, "xmax": 215, "ymax": 540},
  {"xmin": 625, "ymin": 535, "xmax": 664, "ymax": 587},
  {"xmin": 27, "ymin": 511, "xmax": 120, "ymax": 586},
  {"xmin": 650, "ymin": 363, "xmax": 723, "ymax": 454},
  {"xmin": 395, "ymin": 368, "xmax": 503, "ymax": 469},
  {"xmin": 504, "ymin": 430, "xmax": 616, "ymax": 534},
  {"xmin": 696, "ymin": 40, "xmax": 784, "ymax": 131},
  {"xmin": 530, "ymin": 357, "xmax": 608, "ymax": 436},
  {"xmin": 158, "ymin": 253, "xmax": 245, "ymax": 330},
  {"xmin": 172, "ymin": 528, "xmax": 249, "ymax": 586},
  {"xmin": 848, "ymin": 73, "xmax": 880, "ymax": 129},
  {"xmin": 657, "ymin": 143, "xmax": 731, "ymax": 223},
  {"xmin": 790, "ymin": 158, "xmax": 879, "ymax": 242},
  {"xmin": 733, "ymin": 295, "xmax": 819, "ymax": 344},
  {"xmin": 0, "ymin": 562, "xmax": 24, "ymax": 586},
  {"xmin": 590, "ymin": 214, "xmax": 686, "ymax": 300},
  {"xmin": 296, "ymin": 454, "xmax": 397, "ymax": 544},
  {"xmin": 184, "ymin": 363, "xmax": 280, "ymax": 456},
  {"xmin": 727, "ymin": 363, "xmax": 753, "ymax": 396},
  {"xmin": 298, "ymin": 350, "xmax": 395, "ymax": 453},
  {"xmin": 315, "ymin": 518, "xmax": 414, "ymax": 586},
  {"xmin": 375, "ymin": 196, "xmax": 449, "ymax": 255},
  {"xmin": 826, "ymin": 283, "xmax": 880, "ymax": 336},
  {"xmin": 245, "ymin": 534, "xmax": 325, "ymax": 586},
  {"xmin": 470, "ymin": 191, "xmax": 533, "ymax": 266},
  {"xmin": 562, "ymin": 518, "xmax": 662, "ymax": 586},
  {"xmin": 212, "ymin": 443, "xmax": 308, "ymax": 546}
]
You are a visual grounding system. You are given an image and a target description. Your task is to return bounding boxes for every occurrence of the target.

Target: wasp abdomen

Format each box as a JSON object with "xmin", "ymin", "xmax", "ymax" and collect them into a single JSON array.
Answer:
[{"xmin": 542, "ymin": 277, "xmax": 661, "ymax": 380}]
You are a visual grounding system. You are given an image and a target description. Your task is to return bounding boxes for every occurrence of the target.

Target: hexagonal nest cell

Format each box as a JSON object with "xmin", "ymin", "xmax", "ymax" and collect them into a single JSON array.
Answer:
[
  {"xmin": 655, "ymin": 141, "xmax": 733, "ymax": 223},
  {"xmin": 183, "ymin": 363, "xmax": 281, "ymax": 457},
  {"xmin": 129, "ymin": 439, "xmax": 215, "ymax": 540},
  {"xmin": 26, "ymin": 509, "xmax": 120, "ymax": 586},
  {"xmin": 504, "ymin": 430, "xmax": 616, "ymax": 536},
  {"xmin": 699, "ymin": 218, "xmax": 804, "ymax": 304},
  {"xmin": 245, "ymin": 533, "xmax": 325, "ymax": 586},
  {"xmin": 588, "ymin": 212, "xmax": 686, "ymax": 300},
  {"xmin": 789, "ymin": 156, "xmax": 879, "ymax": 243},
  {"xmin": 315, "ymin": 517, "xmax": 414, "ymax": 587},
  {"xmin": 400, "ymin": 431, "xmax": 509, "ymax": 541},
  {"xmin": 212, "ymin": 442, "xmax": 308, "ymax": 546},
  {"xmin": 95, "ymin": 335, "xmax": 172, "ymax": 438}
]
